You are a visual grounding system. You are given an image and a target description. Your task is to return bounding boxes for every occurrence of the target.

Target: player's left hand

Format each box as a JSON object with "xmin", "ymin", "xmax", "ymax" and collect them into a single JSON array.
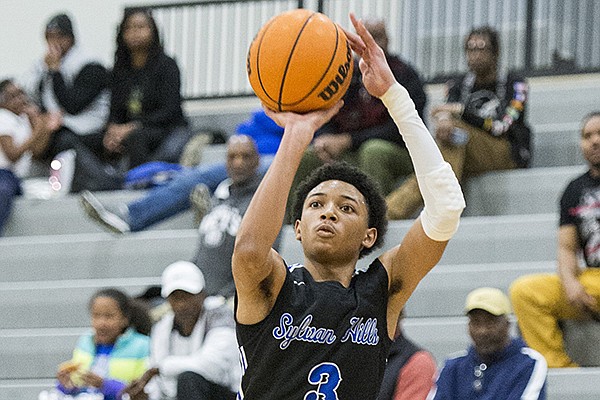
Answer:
[{"xmin": 263, "ymin": 101, "xmax": 344, "ymax": 150}]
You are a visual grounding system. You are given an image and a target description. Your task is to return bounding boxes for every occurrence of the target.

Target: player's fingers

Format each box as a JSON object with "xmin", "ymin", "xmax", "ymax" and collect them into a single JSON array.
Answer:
[
  {"xmin": 349, "ymin": 13, "xmax": 378, "ymax": 50},
  {"xmin": 323, "ymin": 100, "xmax": 344, "ymax": 119},
  {"xmin": 261, "ymin": 104, "xmax": 284, "ymax": 126},
  {"xmin": 341, "ymin": 26, "xmax": 365, "ymax": 56}
]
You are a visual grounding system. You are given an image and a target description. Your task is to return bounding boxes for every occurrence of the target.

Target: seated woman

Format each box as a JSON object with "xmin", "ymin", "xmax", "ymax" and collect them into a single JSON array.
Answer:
[
  {"xmin": 103, "ymin": 8, "xmax": 191, "ymax": 170},
  {"xmin": 54, "ymin": 288, "xmax": 151, "ymax": 399}
]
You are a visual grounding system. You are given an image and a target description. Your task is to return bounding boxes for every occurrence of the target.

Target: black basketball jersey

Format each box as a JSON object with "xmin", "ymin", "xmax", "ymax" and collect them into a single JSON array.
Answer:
[{"xmin": 235, "ymin": 258, "xmax": 392, "ymax": 399}]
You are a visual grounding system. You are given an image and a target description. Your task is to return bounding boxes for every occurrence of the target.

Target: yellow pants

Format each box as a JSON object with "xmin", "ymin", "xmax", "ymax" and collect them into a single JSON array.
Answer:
[
  {"xmin": 386, "ymin": 122, "xmax": 516, "ymax": 219},
  {"xmin": 509, "ymin": 269, "xmax": 600, "ymax": 367}
]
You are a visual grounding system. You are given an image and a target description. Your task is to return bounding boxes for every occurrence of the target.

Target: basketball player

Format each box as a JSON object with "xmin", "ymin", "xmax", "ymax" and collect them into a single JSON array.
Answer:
[{"xmin": 232, "ymin": 14, "xmax": 465, "ymax": 399}]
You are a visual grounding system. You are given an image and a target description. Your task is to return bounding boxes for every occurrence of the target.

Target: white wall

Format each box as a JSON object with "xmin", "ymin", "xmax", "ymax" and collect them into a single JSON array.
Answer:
[{"xmin": 0, "ymin": 0, "xmax": 187, "ymax": 81}]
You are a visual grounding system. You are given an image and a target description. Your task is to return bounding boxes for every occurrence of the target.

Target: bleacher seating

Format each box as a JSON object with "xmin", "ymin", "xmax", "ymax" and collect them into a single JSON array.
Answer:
[{"xmin": 2, "ymin": 73, "xmax": 600, "ymax": 399}]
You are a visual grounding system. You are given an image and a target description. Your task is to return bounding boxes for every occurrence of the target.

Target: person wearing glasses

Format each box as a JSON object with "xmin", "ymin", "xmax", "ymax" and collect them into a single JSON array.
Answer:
[
  {"xmin": 428, "ymin": 288, "xmax": 547, "ymax": 400},
  {"xmin": 387, "ymin": 26, "xmax": 532, "ymax": 219}
]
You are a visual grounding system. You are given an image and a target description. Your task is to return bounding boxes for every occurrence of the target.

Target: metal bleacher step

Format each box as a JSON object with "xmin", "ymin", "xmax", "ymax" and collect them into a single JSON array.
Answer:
[
  {"xmin": 279, "ymin": 213, "xmax": 558, "ymax": 268},
  {"xmin": 0, "ymin": 379, "xmax": 56, "ymax": 400},
  {"xmin": 3, "ymin": 142, "xmax": 230, "ymax": 238},
  {"xmin": 0, "ymin": 230, "xmax": 197, "ymax": 281},
  {"xmin": 0, "ymin": 277, "xmax": 159, "ymax": 330},
  {"xmin": 4, "ymin": 190, "xmax": 195, "ymax": 237},
  {"xmin": 406, "ymin": 261, "xmax": 555, "ymax": 318},
  {"xmin": 0, "ymin": 327, "xmax": 84, "ymax": 381},
  {"xmin": 463, "ymin": 165, "xmax": 585, "ymax": 216},
  {"xmin": 531, "ymin": 124, "xmax": 584, "ymax": 168}
]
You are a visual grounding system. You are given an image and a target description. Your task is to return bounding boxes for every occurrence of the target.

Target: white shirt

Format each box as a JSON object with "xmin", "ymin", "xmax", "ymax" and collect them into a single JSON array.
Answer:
[
  {"xmin": 0, "ymin": 108, "xmax": 33, "ymax": 177},
  {"xmin": 146, "ymin": 296, "xmax": 241, "ymax": 399}
]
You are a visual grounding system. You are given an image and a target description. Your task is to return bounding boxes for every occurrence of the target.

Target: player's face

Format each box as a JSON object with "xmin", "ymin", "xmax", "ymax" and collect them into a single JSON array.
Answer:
[
  {"xmin": 581, "ymin": 115, "xmax": 600, "ymax": 170},
  {"xmin": 468, "ymin": 309, "xmax": 510, "ymax": 359},
  {"xmin": 90, "ymin": 296, "xmax": 129, "ymax": 345},
  {"xmin": 295, "ymin": 180, "xmax": 376, "ymax": 263}
]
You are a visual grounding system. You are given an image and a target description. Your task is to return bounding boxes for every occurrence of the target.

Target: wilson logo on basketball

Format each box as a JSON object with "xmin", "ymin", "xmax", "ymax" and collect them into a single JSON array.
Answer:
[{"xmin": 318, "ymin": 41, "xmax": 353, "ymax": 102}]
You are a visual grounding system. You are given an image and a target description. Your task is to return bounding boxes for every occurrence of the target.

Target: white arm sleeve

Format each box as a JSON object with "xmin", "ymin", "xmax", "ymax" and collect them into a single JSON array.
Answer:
[{"xmin": 380, "ymin": 83, "xmax": 465, "ymax": 241}]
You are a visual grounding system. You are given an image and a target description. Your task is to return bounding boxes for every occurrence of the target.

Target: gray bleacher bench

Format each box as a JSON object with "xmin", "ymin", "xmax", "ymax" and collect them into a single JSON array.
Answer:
[{"xmin": 562, "ymin": 320, "xmax": 600, "ymax": 367}]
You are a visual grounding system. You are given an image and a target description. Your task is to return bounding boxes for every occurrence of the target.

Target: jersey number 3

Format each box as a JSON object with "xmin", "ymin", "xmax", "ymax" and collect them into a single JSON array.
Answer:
[{"xmin": 304, "ymin": 362, "xmax": 342, "ymax": 400}]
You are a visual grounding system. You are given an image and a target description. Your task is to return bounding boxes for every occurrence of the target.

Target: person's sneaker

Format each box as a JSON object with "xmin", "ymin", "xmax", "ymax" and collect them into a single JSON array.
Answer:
[
  {"xmin": 190, "ymin": 183, "xmax": 211, "ymax": 226},
  {"xmin": 80, "ymin": 190, "xmax": 131, "ymax": 234}
]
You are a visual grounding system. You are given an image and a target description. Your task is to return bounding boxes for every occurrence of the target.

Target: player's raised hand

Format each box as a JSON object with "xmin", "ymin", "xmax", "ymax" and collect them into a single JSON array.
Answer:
[
  {"xmin": 344, "ymin": 13, "xmax": 396, "ymax": 98},
  {"xmin": 262, "ymin": 100, "xmax": 343, "ymax": 150}
]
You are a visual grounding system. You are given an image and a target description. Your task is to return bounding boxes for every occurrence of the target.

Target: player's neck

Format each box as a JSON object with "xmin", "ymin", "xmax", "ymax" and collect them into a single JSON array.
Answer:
[{"xmin": 304, "ymin": 259, "xmax": 357, "ymax": 288}]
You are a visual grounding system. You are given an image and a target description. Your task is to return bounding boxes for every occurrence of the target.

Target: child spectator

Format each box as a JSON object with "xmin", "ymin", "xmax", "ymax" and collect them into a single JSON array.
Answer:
[{"xmin": 53, "ymin": 288, "xmax": 150, "ymax": 400}]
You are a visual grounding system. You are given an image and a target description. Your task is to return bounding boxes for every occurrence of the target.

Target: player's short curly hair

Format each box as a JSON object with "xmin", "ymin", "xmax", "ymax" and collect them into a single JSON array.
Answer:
[{"xmin": 291, "ymin": 162, "xmax": 388, "ymax": 258}]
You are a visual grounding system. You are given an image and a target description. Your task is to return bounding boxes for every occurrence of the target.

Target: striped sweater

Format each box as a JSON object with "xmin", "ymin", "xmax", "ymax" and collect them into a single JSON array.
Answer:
[{"xmin": 58, "ymin": 328, "xmax": 150, "ymax": 399}]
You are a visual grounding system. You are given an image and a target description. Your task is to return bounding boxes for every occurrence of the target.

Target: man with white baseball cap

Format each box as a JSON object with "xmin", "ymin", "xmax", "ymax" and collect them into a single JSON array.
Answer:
[
  {"xmin": 123, "ymin": 261, "xmax": 240, "ymax": 400},
  {"xmin": 428, "ymin": 287, "xmax": 548, "ymax": 400}
]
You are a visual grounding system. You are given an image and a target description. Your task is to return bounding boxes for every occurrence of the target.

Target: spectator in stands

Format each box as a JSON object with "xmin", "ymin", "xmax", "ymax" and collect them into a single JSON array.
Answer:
[
  {"xmin": 377, "ymin": 309, "xmax": 436, "ymax": 400},
  {"xmin": 104, "ymin": 8, "xmax": 191, "ymax": 169},
  {"xmin": 122, "ymin": 261, "xmax": 239, "ymax": 400},
  {"xmin": 21, "ymin": 13, "xmax": 123, "ymax": 192},
  {"xmin": 387, "ymin": 26, "xmax": 532, "ymax": 219},
  {"xmin": 510, "ymin": 111, "xmax": 600, "ymax": 368},
  {"xmin": 429, "ymin": 287, "xmax": 547, "ymax": 400},
  {"xmin": 80, "ymin": 111, "xmax": 282, "ymax": 233},
  {"xmin": 287, "ymin": 17, "xmax": 427, "ymax": 215},
  {"xmin": 0, "ymin": 79, "xmax": 59, "ymax": 235},
  {"xmin": 189, "ymin": 135, "xmax": 265, "ymax": 297},
  {"xmin": 54, "ymin": 288, "xmax": 151, "ymax": 400}
]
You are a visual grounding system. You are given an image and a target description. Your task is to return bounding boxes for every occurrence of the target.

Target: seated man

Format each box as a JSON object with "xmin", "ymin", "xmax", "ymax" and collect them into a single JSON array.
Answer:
[
  {"xmin": 387, "ymin": 26, "xmax": 532, "ymax": 219},
  {"xmin": 286, "ymin": 17, "xmax": 427, "ymax": 220},
  {"xmin": 80, "ymin": 111, "xmax": 281, "ymax": 233},
  {"xmin": 430, "ymin": 287, "xmax": 547, "ymax": 400},
  {"xmin": 122, "ymin": 261, "xmax": 240, "ymax": 400},
  {"xmin": 190, "ymin": 134, "xmax": 267, "ymax": 297},
  {"xmin": 510, "ymin": 112, "xmax": 600, "ymax": 368}
]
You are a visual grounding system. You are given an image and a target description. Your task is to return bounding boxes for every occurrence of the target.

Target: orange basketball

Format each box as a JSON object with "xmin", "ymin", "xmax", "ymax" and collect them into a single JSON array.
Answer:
[{"xmin": 247, "ymin": 8, "xmax": 353, "ymax": 113}]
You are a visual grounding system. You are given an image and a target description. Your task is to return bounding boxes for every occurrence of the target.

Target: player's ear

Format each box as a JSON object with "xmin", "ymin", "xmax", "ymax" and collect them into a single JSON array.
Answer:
[
  {"xmin": 361, "ymin": 227, "xmax": 377, "ymax": 249},
  {"xmin": 294, "ymin": 219, "xmax": 302, "ymax": 242}
]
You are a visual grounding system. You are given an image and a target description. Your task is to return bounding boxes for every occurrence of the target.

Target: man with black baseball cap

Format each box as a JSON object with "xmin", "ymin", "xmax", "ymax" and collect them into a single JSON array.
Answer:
[{"xmin": 428, "ymin": 288, "xmax": 548, "ymax": 400}]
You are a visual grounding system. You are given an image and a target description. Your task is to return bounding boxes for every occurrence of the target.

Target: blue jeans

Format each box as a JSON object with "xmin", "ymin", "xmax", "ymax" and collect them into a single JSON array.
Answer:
[
  {"xmin": 128, "ymin": 157, "xmax": 272, "ymax": 231},
  {"xmin": 0, "ymin": 169, "xmax": 22, "ymax": 236}
]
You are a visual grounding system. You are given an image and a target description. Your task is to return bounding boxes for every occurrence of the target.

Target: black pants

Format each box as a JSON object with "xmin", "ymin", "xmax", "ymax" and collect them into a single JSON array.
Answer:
[
  {"xmin": 176, "ymin": 371, "xmax": 236, "ymax": 400},
  {"xmin": 44, "ymin": 127, "xmax": 123, "ymax": 192},
  {"xmin": 123, "ymin": 125, "xmax": 192, "ymax": 168}
]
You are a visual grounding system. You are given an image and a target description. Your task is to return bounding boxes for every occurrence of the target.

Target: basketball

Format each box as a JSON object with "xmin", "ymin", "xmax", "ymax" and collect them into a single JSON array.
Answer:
[{"xmin": 247, "ymin": 8, "xmax": 353, "ymax": 113}]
